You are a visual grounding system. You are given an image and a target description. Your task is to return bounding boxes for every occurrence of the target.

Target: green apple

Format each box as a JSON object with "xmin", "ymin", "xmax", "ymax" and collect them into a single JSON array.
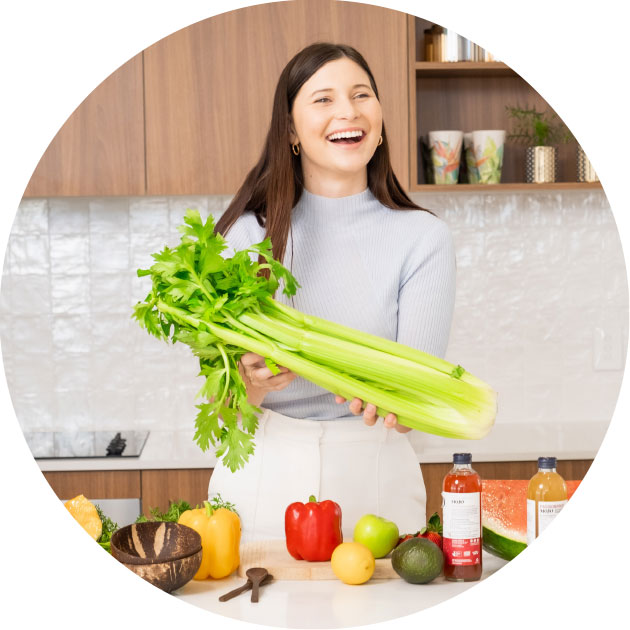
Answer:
[{"xmin": 353, "ymin": 514, "xmax": 399, "ymax": 558}]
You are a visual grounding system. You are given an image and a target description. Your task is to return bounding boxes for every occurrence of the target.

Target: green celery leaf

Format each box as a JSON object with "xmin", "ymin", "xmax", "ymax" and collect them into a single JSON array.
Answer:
[{"xmin": 219, "ymin": 425, "xmax": 255, "ymax": 473}]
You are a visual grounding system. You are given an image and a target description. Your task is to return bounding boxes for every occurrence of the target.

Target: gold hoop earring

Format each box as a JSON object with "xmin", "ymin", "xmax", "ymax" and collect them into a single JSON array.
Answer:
[
  {"xmin": 292, "ymin": 143, "xmax": 300, "ymax": 156},
  {"xmin": 377, "ymin": 136, "xmax": 383, "ymax": 146}
]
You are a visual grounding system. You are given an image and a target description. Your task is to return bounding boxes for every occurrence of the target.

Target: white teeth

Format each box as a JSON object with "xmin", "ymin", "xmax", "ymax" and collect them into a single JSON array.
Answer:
[{"xmin": 327, "ymin": 130, "xmax": 364, "ymax": 141}]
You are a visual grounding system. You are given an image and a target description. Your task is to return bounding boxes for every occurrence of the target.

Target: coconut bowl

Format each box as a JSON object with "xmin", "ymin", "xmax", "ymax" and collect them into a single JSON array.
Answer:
[{"xmin": 110, "ymin": 521, "xmax": 202, "ymax": 593}]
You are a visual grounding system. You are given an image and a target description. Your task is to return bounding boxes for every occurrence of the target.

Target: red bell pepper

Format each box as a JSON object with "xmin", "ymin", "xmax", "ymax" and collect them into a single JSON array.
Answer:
[{"xmin": 285, "ymin": 495, "xmax": 343, "ymax": 562}]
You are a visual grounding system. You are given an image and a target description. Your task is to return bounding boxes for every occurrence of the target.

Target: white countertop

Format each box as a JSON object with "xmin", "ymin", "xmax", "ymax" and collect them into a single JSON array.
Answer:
[
  {"xmin": 171, "ymin": 552, "xmax": 507, "ymax": 628},
  {"xmin": 35, "ymin": 420, "xmax": 603, "ymax": 472}
]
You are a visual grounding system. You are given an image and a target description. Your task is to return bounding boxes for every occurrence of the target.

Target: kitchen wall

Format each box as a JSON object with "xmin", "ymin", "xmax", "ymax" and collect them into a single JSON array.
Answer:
[{"xmin": 0, "ymin": 189, "xmax": 626, "ymax": 461}]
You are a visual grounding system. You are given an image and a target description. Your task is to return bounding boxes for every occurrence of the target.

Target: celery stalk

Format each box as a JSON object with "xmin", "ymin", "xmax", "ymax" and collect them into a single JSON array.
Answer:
[{"xmin": 134, "ymin": 209, "xmax": 497, "ymax": 472}]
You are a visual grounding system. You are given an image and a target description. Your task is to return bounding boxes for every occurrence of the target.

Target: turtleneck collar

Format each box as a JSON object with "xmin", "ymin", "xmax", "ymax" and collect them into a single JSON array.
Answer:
[{"xmin": 296, "ymin": 187, "xmax": 376, "ymax": 216}]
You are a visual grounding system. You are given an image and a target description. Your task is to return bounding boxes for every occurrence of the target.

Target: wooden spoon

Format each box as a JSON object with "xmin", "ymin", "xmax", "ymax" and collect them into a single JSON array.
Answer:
[{"xmin": 246, "ymin": 567, "xmax": 268, "ymax": 603}]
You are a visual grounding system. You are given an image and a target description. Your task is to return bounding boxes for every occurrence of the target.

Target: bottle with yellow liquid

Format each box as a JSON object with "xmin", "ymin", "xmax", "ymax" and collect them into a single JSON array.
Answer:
[{"xmin": 527, "ymin": 457, "xmax": 568, "ymax": 545}]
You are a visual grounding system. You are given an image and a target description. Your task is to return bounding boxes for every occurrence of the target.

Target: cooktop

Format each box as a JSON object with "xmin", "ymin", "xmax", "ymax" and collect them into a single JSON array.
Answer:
[{"xmin": 23, "ymin": 431, "xmax": 150, "ymax": 459}]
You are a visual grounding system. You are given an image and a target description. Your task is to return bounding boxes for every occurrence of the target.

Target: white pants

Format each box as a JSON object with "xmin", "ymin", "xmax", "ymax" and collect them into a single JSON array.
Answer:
[{"xmin": 208, "ymin": 408, "xmax": 426, "ymax": 543}]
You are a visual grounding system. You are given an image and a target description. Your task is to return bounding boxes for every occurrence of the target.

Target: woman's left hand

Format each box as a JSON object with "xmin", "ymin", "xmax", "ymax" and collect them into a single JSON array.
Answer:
[{"xmin": 334, "ymin": 396, "xmax": 412, "ymax": 433}]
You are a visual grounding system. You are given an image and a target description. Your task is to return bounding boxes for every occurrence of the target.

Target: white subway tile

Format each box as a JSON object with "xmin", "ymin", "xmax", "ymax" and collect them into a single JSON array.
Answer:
[
  {"xmin": 52, "ymin": 315, "xmax": 91, "ymax": 353},
  {"xmin": 54, "ymin": 390, "xmax": 90, "ymax": 429},
  {"xmin": 51, "ymin": 274, "xmax": 90, "ymax": 315},
  {"xmin": 9, "ymin": 275, "xmax": 51, "ymax": 315},
  {"xmin": 50, "ymin": 234, "xmax": 89, "ymax": 274},
  {"xmin": 11, "ymin": 199, "xmax": 49, "ymax": 235},
  {"xmin": 90, "ymin": 232, "xmax": 129, "ymax": 272},
  {"xmin": 91, "ymin": 314, "xmax": 136, "ymax": 353},
  {"xmin": 91, "ymin": 274, "xmax": 132, "ymax": 315},
  {"xmin": 129, "ymin": 197, "xmax": 170, "ymax": 234},
  {"xmin": 10, "ymin": 315, "xmax": 53, "ymax": 353},
  {"xmin": 54, "ymin": 352, "xmax": 90, "ymax": 391},
  {"xmin": 87, "ymin": 388, "xmax": 135, "ymax": 430},
  {"xmin": 49, "ymin": 199, "xmax": 89, "ymax": 234},
  {"xmin": 7, "ymin": 235, "xmax": 50, "ymax": 275},
  {"xmin": 130, "ymin": 231, "xmax": 170, "ymax": 270},
  {"xmin": 89, "ymin": 199, "xmax": 130, "ymax": 233}
]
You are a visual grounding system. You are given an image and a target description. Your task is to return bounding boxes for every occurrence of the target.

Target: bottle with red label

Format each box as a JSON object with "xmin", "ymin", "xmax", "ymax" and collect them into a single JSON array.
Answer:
[{"xmin": 442, "ymin": 452, "xmax": 482, "ymax": 581}]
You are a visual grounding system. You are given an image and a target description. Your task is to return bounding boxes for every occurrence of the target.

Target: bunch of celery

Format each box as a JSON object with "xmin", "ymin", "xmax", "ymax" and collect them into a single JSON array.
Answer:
[{"xmin": 133, "ymin": 210, "xmax": 496, "ymax": 472}]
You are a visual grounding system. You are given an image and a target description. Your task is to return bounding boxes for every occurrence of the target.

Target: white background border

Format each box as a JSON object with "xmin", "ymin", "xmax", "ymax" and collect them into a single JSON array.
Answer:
[{"xmin": 1, "ymin": 1, "xmax": 627, "ymax": 628}]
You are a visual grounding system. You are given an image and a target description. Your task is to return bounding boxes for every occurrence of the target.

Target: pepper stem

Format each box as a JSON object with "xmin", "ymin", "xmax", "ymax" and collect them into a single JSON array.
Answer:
[
  {"xmin": 308, "ymin": 495, "xmax": 317, "ymax": 503},
  {"xmin": 204, "ymin": 500, "xmax": 214, "ymax": 517}
]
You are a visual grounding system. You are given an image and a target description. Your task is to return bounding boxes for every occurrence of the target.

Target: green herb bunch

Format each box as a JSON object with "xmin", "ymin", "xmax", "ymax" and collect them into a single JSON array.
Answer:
[
  {"xmin": 135, "ymin": 499, "xmax": 194, "ymax": 523},
  {"xmin": 95, "ymin": 505, "xmax": 119, "ymax": 553}
]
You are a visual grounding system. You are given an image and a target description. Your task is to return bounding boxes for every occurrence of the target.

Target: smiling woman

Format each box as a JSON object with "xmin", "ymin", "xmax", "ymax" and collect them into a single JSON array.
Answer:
[
  {"xmin": 209, "ymin": 42, "xmax": 457, "ymax": 542},
  {"xmin": 288, "ymin": 59, "xmax": 383, "ymax": 194}
]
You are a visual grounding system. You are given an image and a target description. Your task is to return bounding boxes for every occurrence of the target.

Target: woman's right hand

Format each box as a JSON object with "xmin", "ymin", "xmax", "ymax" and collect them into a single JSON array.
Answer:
[{"xmin": 239, "ymin": 352, "xmax": 297, "ymax": 406}]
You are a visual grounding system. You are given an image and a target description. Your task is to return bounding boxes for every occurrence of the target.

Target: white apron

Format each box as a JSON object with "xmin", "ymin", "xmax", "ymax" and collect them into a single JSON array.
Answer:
[{"xmin": 208, "ymin": 408, "xmax": 426, "ymax": 543}]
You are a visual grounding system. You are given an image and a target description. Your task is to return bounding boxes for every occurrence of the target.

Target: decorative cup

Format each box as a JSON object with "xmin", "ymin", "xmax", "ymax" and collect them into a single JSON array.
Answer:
[
  {"xmin": 577, "ymin": 145, "xmax": 599, "ymax": 182},
  {"xmin": 471, "ymin": 130, "xmax": 505, "ymax": 184},
  {"xmin": 526, "ymin": 146, "xmax": 557, "ymax": 183},
  {"xmin": 428, "ymin": 130, "xmax": 463, "ymax": 185},
  {"xmin": 463, "ymin": 132, "xmax": 479, "ymax": 183}
]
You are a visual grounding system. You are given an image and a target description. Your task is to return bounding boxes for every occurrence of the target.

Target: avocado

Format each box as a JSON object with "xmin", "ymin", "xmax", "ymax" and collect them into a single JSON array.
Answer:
[{"xmin": 391, "ymin": 537, "xmax": 444, "ymax": 584}]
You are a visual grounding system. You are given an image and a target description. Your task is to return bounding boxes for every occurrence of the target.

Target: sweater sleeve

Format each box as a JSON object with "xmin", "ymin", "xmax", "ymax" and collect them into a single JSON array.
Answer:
[
  {"xmin": 220, "ymin": 213, "xmax": 265, "ymax": 258},
  {"xmin": 396, "ymin": 218, "xmax": 456, "ymax": 359}
]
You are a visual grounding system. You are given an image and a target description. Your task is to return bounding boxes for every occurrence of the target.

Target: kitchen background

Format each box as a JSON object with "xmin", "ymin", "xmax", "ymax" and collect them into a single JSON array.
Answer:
[
  {"xmin": 1, "ymin": 187, "xmax": 624, "ymax": 460},
  {"xmin": 0, "ymin": 0, "xmax": 626, "ymax": 519}
]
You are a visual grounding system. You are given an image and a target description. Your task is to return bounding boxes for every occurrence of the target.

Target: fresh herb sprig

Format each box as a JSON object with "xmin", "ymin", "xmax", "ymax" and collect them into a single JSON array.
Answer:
[
  {"xmin": 135, "ymin": 499, "xmax": 193, "ymax": 523},
  {"xmin": 95, "ymin": 505, "xmax": 119, "ymax": 553}
]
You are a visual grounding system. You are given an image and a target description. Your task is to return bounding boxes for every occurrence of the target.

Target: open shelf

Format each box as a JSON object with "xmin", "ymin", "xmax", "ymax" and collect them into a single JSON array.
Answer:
[
  {"xmin": 408, "ymin": 16, "xmax": 591, "ymax": 191},
  {"xmin": 415, "ymin": 61, "xmax": 517, "ymax": 78},
  {"xmin": 410, "ymin": 182, "xmax": 603, "ymax": 193}
]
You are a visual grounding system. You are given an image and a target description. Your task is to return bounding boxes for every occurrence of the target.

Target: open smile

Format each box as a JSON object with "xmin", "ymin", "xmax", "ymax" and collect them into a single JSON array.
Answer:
[{"xmin": 326, "ymin": 129, "xmax": 367, "ymax": 147}]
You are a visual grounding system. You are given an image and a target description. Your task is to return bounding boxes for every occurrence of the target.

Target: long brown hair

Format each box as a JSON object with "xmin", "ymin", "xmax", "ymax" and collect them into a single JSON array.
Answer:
[{"xmin": 215, "ymin": 42, "xmax": 428, "ymax": 263}]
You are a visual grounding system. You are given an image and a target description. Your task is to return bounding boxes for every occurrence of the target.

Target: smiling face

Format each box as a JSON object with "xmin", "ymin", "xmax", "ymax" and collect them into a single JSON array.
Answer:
[{"xmin": 289, "ymin": 57, "xmax": 383, "ymax": 196}]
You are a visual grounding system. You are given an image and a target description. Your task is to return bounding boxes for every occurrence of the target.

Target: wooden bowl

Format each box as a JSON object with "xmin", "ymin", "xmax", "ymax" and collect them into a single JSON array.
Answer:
[{"xmin": 111, "ymin": 522, "xmax": 202, "ymax": 593}]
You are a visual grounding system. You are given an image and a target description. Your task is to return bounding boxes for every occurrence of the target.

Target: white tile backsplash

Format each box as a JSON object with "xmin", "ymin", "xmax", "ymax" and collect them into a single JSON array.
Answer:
[{"xmin": 1, "ymin": 191, "xmax": 627, "ymax": 461}]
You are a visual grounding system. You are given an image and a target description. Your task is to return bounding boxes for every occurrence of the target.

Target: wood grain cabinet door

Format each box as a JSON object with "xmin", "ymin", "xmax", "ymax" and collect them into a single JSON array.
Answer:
[
  {"xmin": 144, "ymin": 0, "xmax": 410, "ymax": 195},
  {"xmin": 24, "ymin": 54, "xmax": 145, "ymax": 197}
]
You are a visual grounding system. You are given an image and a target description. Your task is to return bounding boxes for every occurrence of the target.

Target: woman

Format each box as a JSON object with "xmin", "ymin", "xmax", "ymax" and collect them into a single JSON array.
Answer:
[{"xmin": 209, "ymin": 42, "xmax": 456, "ymax": 543}]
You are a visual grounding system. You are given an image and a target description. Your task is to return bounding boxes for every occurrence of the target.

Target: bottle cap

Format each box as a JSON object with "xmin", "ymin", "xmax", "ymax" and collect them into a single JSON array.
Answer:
[
  {"xmin": 538, "ymin": 456, "xmax": 557, "ymax": 469},
  {"xmin": 453, "ymin": 453, "xmax": 472, "ymax": 464}
]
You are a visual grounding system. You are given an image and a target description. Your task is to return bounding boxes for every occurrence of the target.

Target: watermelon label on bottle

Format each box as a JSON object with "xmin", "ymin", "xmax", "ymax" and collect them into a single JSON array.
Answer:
[
  {"xmin": 442, "ymin": 491, "xmax": 481, "ymax": 566},
  {"xmin": 527, "ymin": 499, "xmax": 567, "ymax": 544}
]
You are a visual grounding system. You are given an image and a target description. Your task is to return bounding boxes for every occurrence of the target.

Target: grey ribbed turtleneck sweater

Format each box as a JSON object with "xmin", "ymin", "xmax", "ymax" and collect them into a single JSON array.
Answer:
[{"xmin": 225, "ymin": 188, "xmax": 456, "ymax": 421}]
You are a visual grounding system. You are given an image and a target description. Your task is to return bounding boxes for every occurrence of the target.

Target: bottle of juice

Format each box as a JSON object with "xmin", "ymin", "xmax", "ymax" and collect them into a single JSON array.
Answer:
[
  {"xmin": 527, "ymin": 457, "xmax": 568, "ymax": 545},
  {"xmin": 442, "ymin": 453, "xmax": 482, "ymax": 581}
]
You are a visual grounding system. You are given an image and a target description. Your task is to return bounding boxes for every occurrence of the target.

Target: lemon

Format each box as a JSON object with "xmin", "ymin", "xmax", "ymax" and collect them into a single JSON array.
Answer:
[
  {"xmin": 330, "ymin": 542, "xmax": 375, "ymax": 585},
  {"xmin": 64, "ymin": 494, "xmax": 102, "ymax": 541}
]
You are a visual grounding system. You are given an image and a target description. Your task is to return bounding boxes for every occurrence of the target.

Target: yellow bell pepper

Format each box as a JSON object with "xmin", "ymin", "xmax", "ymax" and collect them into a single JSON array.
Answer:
[{"xmin": 178, "ymin": 500, "xmax": 241, "ymax": 579}]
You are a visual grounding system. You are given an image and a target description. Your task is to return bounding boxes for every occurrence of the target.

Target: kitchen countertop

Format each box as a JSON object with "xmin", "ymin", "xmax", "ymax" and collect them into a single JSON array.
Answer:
[
  {"xmin": 34, "ymin": 420, "xmax": 604, "ymax": 472},
  {"xmin": 172, "ymin": 551, "xmax": 507, "ymax": 628}
]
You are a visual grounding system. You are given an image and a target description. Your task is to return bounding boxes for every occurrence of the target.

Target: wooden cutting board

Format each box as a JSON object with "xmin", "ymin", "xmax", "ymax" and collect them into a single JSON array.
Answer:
[{"xmin": 237, "ymin": 539, "xmax": 400, "ymax": 580}]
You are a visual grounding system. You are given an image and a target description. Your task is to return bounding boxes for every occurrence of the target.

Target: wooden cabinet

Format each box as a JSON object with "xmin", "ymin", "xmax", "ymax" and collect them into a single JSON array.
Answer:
[
  {"xmin": 43, "ymin": 470, "xmax": 141, "ymax": 500},
  {"xmin": 43, "ymin": 468, "xmax": 211, "ymax": 518},
  {"xmin": 24, "ymin": 54, "xmax": 145, "ymax": 197},
  {"xmin": 143, "ymin": 0, "xmax": 409, "ymax": 194},
  {"xmin": 43, "ymin": 459, "xmax": 591, "ymax": 523},
  {"xmin": 23, "ymin": 6, "xmax": 602, "ymax": 198},
  {"xmin": 408, "ymin": 16, "xmax": 600, "ymax": 191},
  {"xmin": 141, "ymin": 469, "xmax": 212, "ymax": 517}
]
